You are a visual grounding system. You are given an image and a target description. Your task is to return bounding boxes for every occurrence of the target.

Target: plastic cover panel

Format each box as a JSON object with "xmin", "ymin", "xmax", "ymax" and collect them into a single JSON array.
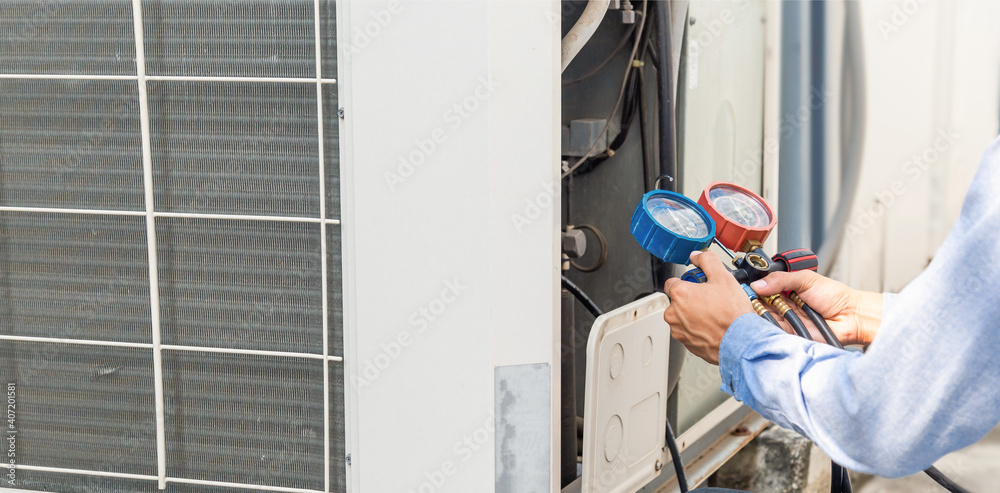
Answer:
[
  {"xmin": 0, "ymin": 342, "xmax": 157, "ymax": 474},
  {"xmin": 142, "ymin": 0, "xmax": 316, "ymax": 78},
  {"xmin": 148, "ymin": 81, "xmax": 321, "ymax": 217},
  {"xmin": 157, "ymin": 218, "xmax": 323, "ymax": 353},
  {"xmin": 163, "ymin": 352, "xmax": 325, "ymax": 491},
  {"xmin": 0, "ymin": 213, "xmax": 152, "ymax": 343},
  {"xmin": 0, "ymin": 0, "xmax": 137, "ymax": 75},
  {"xmin": 0, "ymin": 78, "xmax": 144, "ymax": 210}
]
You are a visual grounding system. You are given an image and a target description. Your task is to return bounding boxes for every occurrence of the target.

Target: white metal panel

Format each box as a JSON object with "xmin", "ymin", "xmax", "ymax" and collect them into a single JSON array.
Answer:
[
  {"xmin": 675, "ymin": 0, "xmax": 768, "ymax": 433},
  {"xmin": 835, "ymin": 0, "xmax": 1000, "ymax": 292},
  {"xmin": 338, "ymin": 1, "xmax": 559, "ymax": 492}
]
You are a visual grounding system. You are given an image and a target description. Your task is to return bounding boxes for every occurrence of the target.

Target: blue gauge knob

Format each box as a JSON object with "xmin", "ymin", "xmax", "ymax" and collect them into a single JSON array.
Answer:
[{"xmin": 630, "ymin": 190, "xmax": 716, "ymax": 265}]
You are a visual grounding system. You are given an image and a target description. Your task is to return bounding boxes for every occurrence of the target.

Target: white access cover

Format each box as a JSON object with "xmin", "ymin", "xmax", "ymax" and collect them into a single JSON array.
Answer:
[{"xmin": 582, "ymin": 293, "xmax": 671, "ymax": 493}]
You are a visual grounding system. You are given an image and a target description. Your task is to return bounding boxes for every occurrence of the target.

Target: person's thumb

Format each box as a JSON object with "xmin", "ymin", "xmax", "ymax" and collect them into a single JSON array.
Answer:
[
  {"xmin": 751, "ymin": 270, "xmax": 816, "ymax": 296},
  {"xmin": 689, "ymin": 250, "xmax": 731, "ymax": 283}
]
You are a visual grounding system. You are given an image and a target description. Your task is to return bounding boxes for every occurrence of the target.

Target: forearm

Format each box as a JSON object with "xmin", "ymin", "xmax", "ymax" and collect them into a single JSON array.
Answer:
[{"xmin": 719, "ymin": 306, "xmax": 999, "ymax": 478}]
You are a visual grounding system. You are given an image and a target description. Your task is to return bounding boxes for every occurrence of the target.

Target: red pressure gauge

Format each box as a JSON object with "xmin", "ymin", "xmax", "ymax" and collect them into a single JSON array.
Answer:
[{"xmin": 697, "ymin": 182, "xmax": 777, "ymax": 252}]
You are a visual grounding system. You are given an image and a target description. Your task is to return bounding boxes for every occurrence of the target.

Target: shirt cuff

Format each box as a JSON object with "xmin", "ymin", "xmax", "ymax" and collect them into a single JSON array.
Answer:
[
  {"xmin": 718, "ymin": 313, "xmax": 786, "ymax": 400},
  {"xmin": 882, "ymin": 292, "xmax": 897, "ymax": 322}
]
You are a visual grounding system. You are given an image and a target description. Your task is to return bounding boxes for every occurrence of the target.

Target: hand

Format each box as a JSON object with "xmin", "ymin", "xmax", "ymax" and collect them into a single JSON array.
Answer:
[
  {"xmin": 750, "ymin": 270, "xmax": 883, "ymax": 346},
  {"xmin": 663, "ymin": 251, "xmax": 754, "ymax": 365}
]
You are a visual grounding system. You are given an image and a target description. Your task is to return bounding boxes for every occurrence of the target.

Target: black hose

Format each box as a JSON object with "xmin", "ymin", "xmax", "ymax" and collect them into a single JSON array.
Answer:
[
  {"xmin": 761, "ymin": 311, "xmax": 781, "ymax": 328},
  {"xmin": 796, "ymin": 300, "xmax": 969, "ymax": 493},
  {"xmin": 842, "ymin": 467, "xmax": 854, "ymax": 493},
  {"xmin": 801, "ymin": 302, "xmax": 844, "ymax": 349},
  {"xmin": 664, "ymin": 418, "xmax": 689, "ymax": 493},
  {"xmin": 785, "ymin": 302, "xmax": 850, "ymax": 493},
  {"xmin": 650, "ymin": 0, "xmax": 675, "ymax": 293},
  {"xmin": 653, "ymin": 0, "xmax": 677, "ymax": 188},
  {"xmin": 783, "ymin": 310, "xmax": 813, "ymax": 341},
  {"xmin": 636, "ymin": 67, "xmax": 652, "ymax": 191},
  {"xmin": 561, "ymin": 275, "xmax": 603, "ymax": 318},
  {"xmin": 925, "ymin": 466, "xmax": 972, "ymax": 493},
  {"xmin": 831, "ymin": 463, "xmax": 844, "ymax": 493}
]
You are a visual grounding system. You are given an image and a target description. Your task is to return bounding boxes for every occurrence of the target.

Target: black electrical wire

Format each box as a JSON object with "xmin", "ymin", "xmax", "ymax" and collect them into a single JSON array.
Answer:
[
  {"xmin": 570, "ymin": 69, "xmax": 642, "ymax": 176},
  {"xmin": 664, "ymin": 418, "xmax": 689, "ymax": 493},
  {"xmin": 645, "ymin": 38, "xmax": 660, "ymax": 71},
  {"xmin": 561, "ymin": 275, "xmax": 603, "ymax": 318},
  {"xmin": 925, "ymin": 466, "xmax": 972, "ymax": 493},
  {"xmin": 562, "ymin": 20, "xmax": 639, "ymax": 87},
  {"xmin": 572, "ymin": 7, "xmax": 657, "ymax": 178}
]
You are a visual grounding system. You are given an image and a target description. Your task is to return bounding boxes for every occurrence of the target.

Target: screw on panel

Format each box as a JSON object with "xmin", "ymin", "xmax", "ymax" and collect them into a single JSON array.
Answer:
[
  {"xmin": 346, "ymin": 453, "xmax": 352, "ymax": 465},
  {"xmin": 655, "ymin": 460, "xmax": 663, "ymax": 471},
  {"xmin": 338, "ymin": 107, "xmax": 345, "ymax": 119}
]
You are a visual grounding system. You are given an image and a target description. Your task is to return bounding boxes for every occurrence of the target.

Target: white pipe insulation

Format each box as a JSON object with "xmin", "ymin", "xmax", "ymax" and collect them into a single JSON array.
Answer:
[{"xmin": 561, "ymin": 0, "xmax": 611, "ymax": 73}]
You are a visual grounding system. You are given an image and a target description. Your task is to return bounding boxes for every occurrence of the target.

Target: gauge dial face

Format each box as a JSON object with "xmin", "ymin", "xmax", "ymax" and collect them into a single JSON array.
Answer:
[
  {"xmin": 646, "ymin": 196, "xmax": 710, "ymax": 238},
  {"xmin": 707, "ymin": 185, "xmax": 772, "ymax": 228}
]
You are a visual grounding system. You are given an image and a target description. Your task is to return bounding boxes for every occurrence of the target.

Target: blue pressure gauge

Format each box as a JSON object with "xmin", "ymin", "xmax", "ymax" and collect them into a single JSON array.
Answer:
[{"xmin": 630, "ymin": 190, "xmax": 716, "ymax": 265}]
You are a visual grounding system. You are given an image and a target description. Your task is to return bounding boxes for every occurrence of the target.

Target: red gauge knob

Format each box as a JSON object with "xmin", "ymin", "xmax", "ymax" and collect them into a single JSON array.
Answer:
[
  {"xmin": 772, "ymin": 249, "xmax": 819, "ymax": 272},
  {"xmin": 697, "ymin": 182, "xmax": 777, "ymax": 252}
]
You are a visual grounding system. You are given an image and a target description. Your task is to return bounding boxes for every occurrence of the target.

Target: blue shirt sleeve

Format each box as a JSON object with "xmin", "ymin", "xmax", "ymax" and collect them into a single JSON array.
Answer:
[{"xmin": 717, "ymin": 135, "xmax": 1000, "ymax": 478}]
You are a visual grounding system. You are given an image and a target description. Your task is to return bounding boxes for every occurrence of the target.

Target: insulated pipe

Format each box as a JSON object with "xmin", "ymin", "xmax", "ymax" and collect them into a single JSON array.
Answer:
[
  {"xmin": 817, "ymin": 0, "xmax": 866, "ymax": 275},
  {"xmin": 651, "ymin": 0, "xmax": 676, "ymax": 293},
  {"xmin": 561, "ymin": 0, "xmax": 612, "ymax": 73}
]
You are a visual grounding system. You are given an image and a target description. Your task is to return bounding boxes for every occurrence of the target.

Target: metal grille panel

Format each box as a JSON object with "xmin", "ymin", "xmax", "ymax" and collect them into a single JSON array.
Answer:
[
  {"xmin": 0, "ymin": 0, "xmax": 344, "ymax": 491},
  {"xmin": 142, "ymin": 0, "xmax": 316, "ymax": 78},
  {"xmin": 157, "ymin": 218, "xmax": 323, "ymax": 353},
  {"xmin": 0, "ymin": 79, "xmax": 144, "ymax": 210},
  {"xmin": 0, "ymin": 213, "xmax": 152, "ymax": 343},
  {"xmin": 148, "ymin": 81, "xmax": 321, "ymax": 217},
  {"xmin": 163, "ymin": 352, "xmax": 325, "ymax": 491},
  {"xmin": 0, "ymin": 342, "xmax": 157, "ymax": 475},
  {"xmin": 0, "ymin": 0, "xmax": 137, "ymax": 75}
]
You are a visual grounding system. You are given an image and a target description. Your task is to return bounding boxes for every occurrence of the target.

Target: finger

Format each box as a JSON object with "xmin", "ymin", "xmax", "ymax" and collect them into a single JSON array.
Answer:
[
  {"xmin": 663, "ymin": 305, "xmax": 680, "ymax": 327},
  {"xmin": 663, "ymin": 277, "xmax": 683, "ymax": 296},
  {"xmin": 689, "ymin": 250, "xmax": 732, "ymax": 284},
  {"xmin": 750, "ymin": 270, "xmax": 816, "ymax": 296}
]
